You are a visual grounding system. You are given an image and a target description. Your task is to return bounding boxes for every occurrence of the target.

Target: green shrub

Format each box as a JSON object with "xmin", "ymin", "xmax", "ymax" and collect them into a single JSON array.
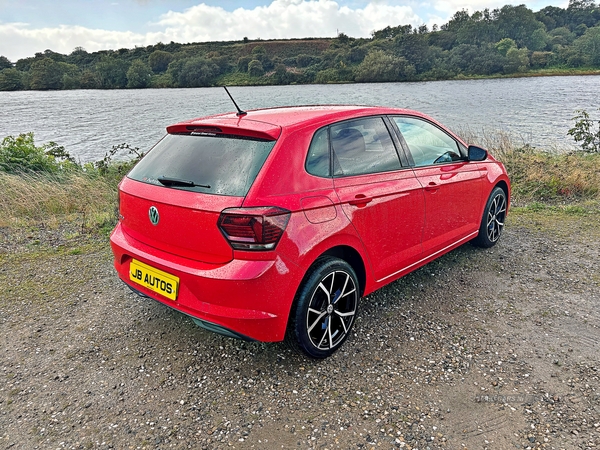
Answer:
[
  {"xmin": 568, "ymin": 109, "xmax": 600, "ymax": 153},
  {"xmin": 0, "ymin": 133, "xmax": 76, "ymax": 173},
  {"xmin": 92, "ymin": 143, "xmax": 145, "ymax": 186},
  {"xmin": 0, "ymin": 134, "xmax": 145, "ymax": 230}
]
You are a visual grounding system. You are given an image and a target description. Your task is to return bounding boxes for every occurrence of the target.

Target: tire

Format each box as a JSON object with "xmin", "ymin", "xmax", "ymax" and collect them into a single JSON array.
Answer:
[
  {"xmin": 472, "ymin": 186, "xmax": 507, "ymax": 248},
  {"xmin": 286, "ymin": 257, "xmax": 360, "ymax": 359}
]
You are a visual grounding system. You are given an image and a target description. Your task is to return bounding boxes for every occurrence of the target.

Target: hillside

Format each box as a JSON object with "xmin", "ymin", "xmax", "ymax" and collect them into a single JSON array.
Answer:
[{"xmin": 1, "ymin": 1, "xmax": 600, "ymax": 90}]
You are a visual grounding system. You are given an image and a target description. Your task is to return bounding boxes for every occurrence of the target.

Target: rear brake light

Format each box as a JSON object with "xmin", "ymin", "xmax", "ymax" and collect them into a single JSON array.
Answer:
[
  {"xmin": 186, "ymin": 126, "xmax": 223, "ymax": 134},
  {"xmin": 218, "ymin": 207, "xmax": 291, "ymax": 251}
]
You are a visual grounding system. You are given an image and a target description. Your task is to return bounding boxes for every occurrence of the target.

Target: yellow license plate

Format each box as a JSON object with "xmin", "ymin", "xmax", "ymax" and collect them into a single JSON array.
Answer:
[{"xmin": 129, "ymin": 259, "xmax": 179, "ymax": 301}]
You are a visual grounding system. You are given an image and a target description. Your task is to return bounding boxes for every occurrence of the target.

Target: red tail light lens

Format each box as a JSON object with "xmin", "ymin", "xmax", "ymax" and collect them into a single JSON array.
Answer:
[{"xmin": 218, "ymin": 207, "xmax": 291, "ymax": 250}]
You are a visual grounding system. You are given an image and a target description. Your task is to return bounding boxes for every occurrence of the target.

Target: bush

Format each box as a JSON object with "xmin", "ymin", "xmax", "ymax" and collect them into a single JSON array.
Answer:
[
  {"xmin": 0, "ymin": 133, "xmax": 76, "ymax": 173},
  {"xmin": 314, "ymin": 68, "xmax": 341, "ymax": 83},
  {"xmin": 248, "ymin": 60, "xmax": 265, "ymax": 77},
  {"xmin": 568, "ymin": 109, "xmax": 600, "ymax": 153},
  {"xmin": 0, "ymin": 133, "xmax": 145, "ymax": 230},
  {"xmin": 354, "ymin": 50, "xmax": 415, "ymax": 82},
  {"xmin": 93, "ymin": 143, "xmax": 145, "ymax": 185},
  {"xmin": 237, "ymin": 56, "xmax": 252, "ymax": 72},
  {"xmin": 296, "ymin": 54, "xmax": 316, "ymax": 67}
]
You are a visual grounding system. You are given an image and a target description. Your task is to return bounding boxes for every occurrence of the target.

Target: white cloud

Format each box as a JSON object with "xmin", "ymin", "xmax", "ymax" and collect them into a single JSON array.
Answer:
[
  {"xmin": 0, "ymin": 23, "xmax": 161, "ymax": 61},
  {"xmin": 430, "ymin": 0, "xmax": 502, "ymax": 14},
  {"xmin": 155, "ymin": 0, "xmax": 421, "ymax": 41},
  {"xmin": 0, "ymin": 0, "xmax": 424, "ymax": 61}
]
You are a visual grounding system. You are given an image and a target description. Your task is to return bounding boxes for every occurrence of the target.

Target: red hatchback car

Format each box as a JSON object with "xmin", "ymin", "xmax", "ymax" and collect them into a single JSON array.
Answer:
[{"xmin": 110, "ymin": 104, "xmax": 510, "ymax": 358}]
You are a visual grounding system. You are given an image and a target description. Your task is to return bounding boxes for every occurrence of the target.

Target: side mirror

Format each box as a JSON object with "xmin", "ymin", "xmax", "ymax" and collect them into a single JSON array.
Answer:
[{"xmin": 468, "ymin": 145, "xmax": 488, "ymax": 162}]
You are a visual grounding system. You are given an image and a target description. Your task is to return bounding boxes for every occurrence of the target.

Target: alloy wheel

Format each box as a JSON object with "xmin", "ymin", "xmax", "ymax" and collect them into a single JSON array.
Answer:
[
  {"xmin": 305, "ymin": 270, "xmax": 358, "ymax": 351},
  {"xmin": 486, "ymin": 193, "xmax": 506, "ymax": 243}
]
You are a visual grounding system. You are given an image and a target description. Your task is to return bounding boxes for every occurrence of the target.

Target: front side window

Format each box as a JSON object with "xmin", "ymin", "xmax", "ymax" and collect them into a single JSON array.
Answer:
[
  {"xmin": 128, "ymin": 133, "xmax": 275, "ymax": 197},
  {"xmin": 330, "ymin": 117, "xmax": 401, "ymax": 177},
  {"xmin": 392, "ymin": 117, "xmax": 463, "ymax": 167}
]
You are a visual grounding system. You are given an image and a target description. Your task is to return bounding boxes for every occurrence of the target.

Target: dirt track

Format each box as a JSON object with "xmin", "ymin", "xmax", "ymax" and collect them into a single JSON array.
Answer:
[{"xmin": 1, "ymin": 210, "xmax": 599, "ymax": 449}]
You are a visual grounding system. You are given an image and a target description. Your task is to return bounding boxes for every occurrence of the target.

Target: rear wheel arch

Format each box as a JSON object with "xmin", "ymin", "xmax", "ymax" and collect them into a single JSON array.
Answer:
[
  {"xmin": 285, "ymin": 244, "xmax": 367, "ymax": 324},
  {"xmin": 321, "ymin": 245, "xmax": 366, "ymax": 297}
]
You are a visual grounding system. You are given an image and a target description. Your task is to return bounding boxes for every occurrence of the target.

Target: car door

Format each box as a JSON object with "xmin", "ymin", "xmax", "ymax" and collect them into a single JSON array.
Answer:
[
  {"xmin": 390, "ymin": 116, "xmax": 485, "ymax": 255},
  {"xmin": 330, "ymin": 117, "xmax": 425, "ymax": 283}
]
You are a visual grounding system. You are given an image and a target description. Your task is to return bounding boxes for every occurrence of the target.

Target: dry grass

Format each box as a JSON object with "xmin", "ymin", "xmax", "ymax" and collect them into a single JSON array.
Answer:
[
  {"xmin": 0, "ymin": 171, "xmax": 117, "ymax": 229},
  {"xmin": 455, "ymin": 127, "xmax": 516, "ymax": 156},
  {"xmin": 0, "ymin": 132, "xmax": 598, "ymax": 232},
  {"xmin": 499, "ymin": 148, "xmax": 600, "ymax": 203},
  {"xmin": 457, "ymin": 127, "xmax": 600, "ymax": 205}
]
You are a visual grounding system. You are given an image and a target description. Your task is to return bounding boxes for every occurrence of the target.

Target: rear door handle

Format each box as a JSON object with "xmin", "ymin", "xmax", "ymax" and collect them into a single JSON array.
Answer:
[
  {"xmin": 424, "ymin": 182, "xmax": 439, "ymax": 192},
  {"xmin": 348, "ymin": 194, "xmax": 372, "ymax": 207}
]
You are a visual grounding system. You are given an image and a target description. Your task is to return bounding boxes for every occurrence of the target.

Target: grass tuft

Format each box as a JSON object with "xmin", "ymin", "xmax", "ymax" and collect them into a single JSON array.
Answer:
[
  {"xmin": 0, "ymin": 171, "xmax": 117, "ymax": 230},
  {"xmin": 498, "ymin": 147, "xmax": 600, "ymax": 204},
  {"xmin": 458, "ymin": 127, "xmax": 600, "ymax": 205}
]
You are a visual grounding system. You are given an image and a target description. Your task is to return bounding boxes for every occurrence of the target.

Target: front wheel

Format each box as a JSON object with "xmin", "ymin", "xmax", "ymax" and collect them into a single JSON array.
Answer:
[
  {"xmin": 472, "ymin": 186, "xmax": 507, "ymax": 248},
  {"xmin": 286, "ymin": 257, "xmax": 359, "ymax": 359}
]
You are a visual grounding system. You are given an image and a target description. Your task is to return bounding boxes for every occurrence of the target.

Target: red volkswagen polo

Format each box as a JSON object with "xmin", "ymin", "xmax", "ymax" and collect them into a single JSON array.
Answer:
[{"xmin": 110, "ymin": 104, "xmax": 510, "ymax": 358}]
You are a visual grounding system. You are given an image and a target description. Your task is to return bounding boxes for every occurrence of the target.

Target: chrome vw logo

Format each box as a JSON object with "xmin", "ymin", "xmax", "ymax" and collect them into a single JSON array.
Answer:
[{"xmin": 148, "ymin": 206, "xmax": 160, "ymax": 226}]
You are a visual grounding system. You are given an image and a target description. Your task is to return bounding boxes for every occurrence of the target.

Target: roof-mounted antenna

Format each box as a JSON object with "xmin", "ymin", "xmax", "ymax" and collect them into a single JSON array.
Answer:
[{"xmin": 223, "ymin": 86, "xmax": 247, "ymax": 117}]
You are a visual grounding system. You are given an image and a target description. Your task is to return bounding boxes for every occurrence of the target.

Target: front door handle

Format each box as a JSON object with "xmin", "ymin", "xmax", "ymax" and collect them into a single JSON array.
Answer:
[{"xmin": 348, "ymin": 194, "xmax": 372, "ymax": 207}]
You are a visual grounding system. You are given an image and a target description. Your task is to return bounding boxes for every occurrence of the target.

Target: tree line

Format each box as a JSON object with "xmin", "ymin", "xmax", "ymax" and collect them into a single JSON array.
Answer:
[{"xmin": 1, "ymin": 0, "xmax": 599, "ymax": 91}]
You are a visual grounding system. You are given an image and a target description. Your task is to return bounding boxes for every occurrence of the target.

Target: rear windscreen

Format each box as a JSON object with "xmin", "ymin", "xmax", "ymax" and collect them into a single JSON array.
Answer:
[{"xmin": 127, "ymin": 133, "xmax": 276, "ymax": 197}]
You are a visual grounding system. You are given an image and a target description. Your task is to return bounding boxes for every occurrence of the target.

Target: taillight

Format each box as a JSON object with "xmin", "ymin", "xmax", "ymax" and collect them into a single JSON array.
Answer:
[{"xmin": 218, "ymin": 207, "xmax": 291, "ymax": 251}]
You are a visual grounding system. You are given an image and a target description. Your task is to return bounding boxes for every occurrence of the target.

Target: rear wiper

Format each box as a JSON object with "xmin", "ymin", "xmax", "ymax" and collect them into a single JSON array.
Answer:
[{"xmin": 157, "ymin": 176, "xmax": 210, "ymax": 189}]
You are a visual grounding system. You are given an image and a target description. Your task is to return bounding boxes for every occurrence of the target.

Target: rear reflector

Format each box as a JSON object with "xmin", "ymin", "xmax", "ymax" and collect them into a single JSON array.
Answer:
[{"xmin": 218, "ymin": 207, "xmax": 291, "ymax": 250}]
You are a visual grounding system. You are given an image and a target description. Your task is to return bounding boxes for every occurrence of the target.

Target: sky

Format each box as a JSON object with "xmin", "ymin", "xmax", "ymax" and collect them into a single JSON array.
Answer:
[{"xmin": 0, "ymin": 0, "xmax": 568, "ymax": 62}]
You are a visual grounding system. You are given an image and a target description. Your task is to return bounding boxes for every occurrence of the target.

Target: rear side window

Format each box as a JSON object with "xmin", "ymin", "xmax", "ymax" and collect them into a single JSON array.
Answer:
[
  {"xmin": 305, "ymin": 117, "xmax": 402, "ymax": 178},
  {"xmin": 128, "ymin": 134, "xmax": 276, "ymax": 197},
  {"xmin": 331, "ymin": 118, "xmax": 401, "ymax": 177}
]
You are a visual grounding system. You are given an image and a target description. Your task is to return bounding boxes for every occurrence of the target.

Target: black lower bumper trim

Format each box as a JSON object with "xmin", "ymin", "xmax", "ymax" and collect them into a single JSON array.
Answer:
[{"xmin": 125, "ymin": 282, "xmax": 255, "ymax": 342}]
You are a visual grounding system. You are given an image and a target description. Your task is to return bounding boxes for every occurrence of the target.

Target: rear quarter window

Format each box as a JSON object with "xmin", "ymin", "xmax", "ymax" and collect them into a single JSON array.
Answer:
[
  {"xmin": 305, "ymin": 127, "xmax": 330, "ymax": 177},
  {"xmin": 128, "ymin": 133, "xmax": 276, "ymax": 197}
]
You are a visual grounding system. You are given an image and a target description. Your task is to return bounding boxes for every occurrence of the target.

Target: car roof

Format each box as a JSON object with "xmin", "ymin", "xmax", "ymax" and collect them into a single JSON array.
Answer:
[{"xmin": 167, "ymin": 105, "xmax": 432, "ymax": 140}]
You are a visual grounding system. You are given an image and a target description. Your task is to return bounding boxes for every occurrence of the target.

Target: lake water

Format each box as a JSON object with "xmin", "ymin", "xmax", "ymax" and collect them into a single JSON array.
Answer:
[{"xmin": 1, "ymin": 75, "xmax": 599, "ymax": 162}]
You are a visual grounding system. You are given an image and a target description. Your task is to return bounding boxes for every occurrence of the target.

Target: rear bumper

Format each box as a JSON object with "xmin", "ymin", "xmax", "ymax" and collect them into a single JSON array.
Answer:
[{"xmin": 110, "ymin": 224, "xmax": 302, "ymax": 342}]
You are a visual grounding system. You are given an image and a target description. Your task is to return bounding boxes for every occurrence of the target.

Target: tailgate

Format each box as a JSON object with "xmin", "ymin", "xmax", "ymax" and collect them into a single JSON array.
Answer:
[{"xmin": 119, "ymin": 177, "xmax": 241, "ymax": 264}]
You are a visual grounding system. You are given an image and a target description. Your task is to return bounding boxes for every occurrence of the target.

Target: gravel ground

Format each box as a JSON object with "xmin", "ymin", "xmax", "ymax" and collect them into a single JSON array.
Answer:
[{"xmin": 1, "ymin": 210, "xmax": 599, "ymax": 450}]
